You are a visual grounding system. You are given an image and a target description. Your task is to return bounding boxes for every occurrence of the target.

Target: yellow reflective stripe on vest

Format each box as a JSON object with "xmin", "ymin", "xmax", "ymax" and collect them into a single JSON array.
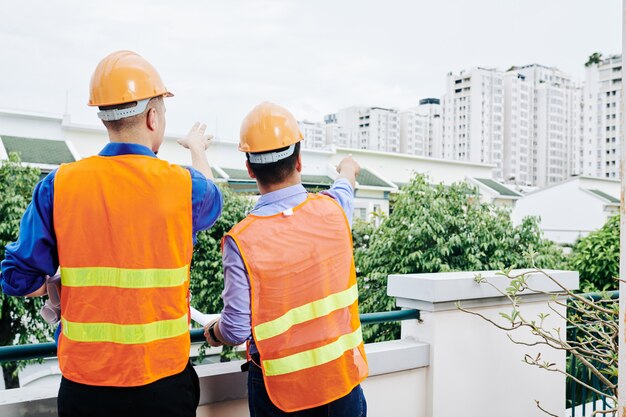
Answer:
[
  {"xmin": 61, "ymin": 266, "xmax": 188, "ymax": 288},
  {"xmin": 61, "ymin": 314, "xmax": 189, "ymax": 344},
  {"xmin": 254, "ymin": 284, "xmax": 359, "ymax": 342},
  {"xmin": 262, "ymin": 326, "xmax": 363, "ymax": 377}
]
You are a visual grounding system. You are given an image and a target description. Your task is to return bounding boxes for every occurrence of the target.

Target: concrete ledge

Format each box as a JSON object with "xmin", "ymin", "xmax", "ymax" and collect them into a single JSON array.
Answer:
[
  {"xmin": 196, "ymin": 360, "xmax": 248, "ymax": 405},
  {"xmin": 365, "ymin": 338, "xmax": 429, "ymax": 376},
  {"xmin": 0, "ymin": 385, "xmax": 57, "ymax": 416},
  {"xmin": 388, "ymin": 269, "xmax": 579, "ymax": 312},
  {"xmin": 0, "ymin": 339, "xmax": 431, "ymax": 415}
]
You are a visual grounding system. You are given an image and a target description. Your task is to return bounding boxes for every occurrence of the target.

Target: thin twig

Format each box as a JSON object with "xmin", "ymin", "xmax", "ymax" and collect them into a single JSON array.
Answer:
[{"xmin": 535, "ymin": 400, "xmax": 559, "ymax": 417}]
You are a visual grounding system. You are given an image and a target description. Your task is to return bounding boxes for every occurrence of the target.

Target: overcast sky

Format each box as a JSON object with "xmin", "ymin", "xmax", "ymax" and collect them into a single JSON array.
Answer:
[{"xmin": 0, "ymin": 0, "xmax": 621, "ymax": 141}]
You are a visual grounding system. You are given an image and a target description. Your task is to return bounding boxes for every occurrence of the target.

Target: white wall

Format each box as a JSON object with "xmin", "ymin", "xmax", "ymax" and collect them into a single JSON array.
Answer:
[
  {"xmin": 333, "ymin": 147, "xmax": 494, "ymax": 185},
  {"xmin": 0, "ymin": 110, "xmax": 64, "ymax": 141},
  {"xmin": 405, "ymin": 302, "xmax": 564, "ymax": 417},
  {"xmin": 512, "ymin": 178, "xmax": 618, "ymax": 244},
  {"xmin": 389, "ymin": 270, "xmax": 577, "ymax": 417}
]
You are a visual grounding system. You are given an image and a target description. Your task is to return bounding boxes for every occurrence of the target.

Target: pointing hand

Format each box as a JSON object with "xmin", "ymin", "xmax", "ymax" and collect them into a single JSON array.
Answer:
[{"xmin": 178, "ymin": 122, "xmax": 213, "ymax": 152}]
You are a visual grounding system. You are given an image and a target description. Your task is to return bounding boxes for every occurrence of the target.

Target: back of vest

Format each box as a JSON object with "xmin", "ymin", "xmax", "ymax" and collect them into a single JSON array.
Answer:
[
  {"xmin": 228, "ymin": 194, "xmax": 368, "ymax": 412},
  {"xmin": 53, "ymin": 155, "xmax": 193, "ymax": 387}
]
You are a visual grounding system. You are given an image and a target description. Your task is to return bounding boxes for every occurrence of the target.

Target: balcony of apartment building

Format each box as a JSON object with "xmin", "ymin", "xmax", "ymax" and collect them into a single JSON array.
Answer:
[{"xmin": 1, "ymin": 269, "xmax": 595, "ymax": 417}]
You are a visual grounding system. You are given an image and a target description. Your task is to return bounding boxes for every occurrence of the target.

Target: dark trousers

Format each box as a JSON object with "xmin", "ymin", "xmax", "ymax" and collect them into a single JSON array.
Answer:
[
  {"xmin": 57, "ymin": 362, "xmax": 200, "ymax": 417},
  {"xmin": 247, "ymin": 360, "xmax": 367, "ymax": 417}
]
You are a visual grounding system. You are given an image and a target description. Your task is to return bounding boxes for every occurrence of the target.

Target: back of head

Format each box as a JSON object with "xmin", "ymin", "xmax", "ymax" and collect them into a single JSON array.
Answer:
[
  {"xmin": 88, "ymin": 50, "xmax": 173, "ymax": 138},
  {"xmin": 239, "ymin": 102, "xmax": 304, "ymax": 186}
]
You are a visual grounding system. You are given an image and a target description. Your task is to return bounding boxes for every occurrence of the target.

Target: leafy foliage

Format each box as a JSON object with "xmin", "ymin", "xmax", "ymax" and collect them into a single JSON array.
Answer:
[
  {"xmin": 355, "ymin": 175, "xmax": 565, "ymax": 342},
  {"xmin": 352, "ymin": 218, "xmax": 376, "ymax": 251},
  {"xmin": 189, "ymin": 185, "xmax": 253, "ymax": 314},
  {"xmin": 585, "ymin": 52, "xmax": 603, "ymax": 67},
  {"xmin": 462, "ymin": 269, "xmax": 618, "ymax": 415},
  {"xmin": 188, "ymin": 185, "xmax": 253, "ymax": 360},
  {"xmin": 569, "ymin": 215, "xmax": 619, "ymax": 292},
  {"xmin": 0, "ymin": 154, "xmax": 53, "ymax": 387}
]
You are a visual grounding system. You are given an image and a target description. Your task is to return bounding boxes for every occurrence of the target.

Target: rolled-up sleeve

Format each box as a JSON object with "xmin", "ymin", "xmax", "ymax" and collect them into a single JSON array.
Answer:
[
  {"xmin": 218, "ymin": 236, "xmax": 252, "ymax": 345},
  {"xmin": 320, "ymin": 178, "xmax": 355, "ymax": 226},
  {"xmin": 187, "ymin": 167, "xmax": 223, "ymax": 243},
  {"xmin": 1, "ymin": 171, "xmax": 58, "ymax": 296}
]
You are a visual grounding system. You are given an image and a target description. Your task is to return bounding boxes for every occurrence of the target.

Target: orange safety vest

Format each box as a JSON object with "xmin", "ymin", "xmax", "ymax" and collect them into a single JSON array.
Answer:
[
  {"xmin": 53, "ymin": 154, "xmax": 193, "ymax": 387},
  {"xmin": 226, "ymin": 193, "xmax": 368, "ymax": 412}
]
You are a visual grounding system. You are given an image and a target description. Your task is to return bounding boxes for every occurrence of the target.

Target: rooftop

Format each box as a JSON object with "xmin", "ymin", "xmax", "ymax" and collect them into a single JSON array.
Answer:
[
  {"xmin": 586, "ymin": 188, "xmax": 620, "ymax": 204},
  {"xmin": 473, "ymin": 177, "xmax": 522, "ymax": 198},
  {"xmin": 0, "ymin": 136, "xmax": 75, "ymax": 165}
]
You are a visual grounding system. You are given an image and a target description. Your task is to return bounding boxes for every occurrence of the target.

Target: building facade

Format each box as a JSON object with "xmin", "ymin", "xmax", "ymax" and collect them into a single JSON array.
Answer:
[
  {"xmin": 509, "ymin": 64, "xmax": 583, "ymax": 187},
  {"xmin": 297, "ymin": 120, "xmax": 327, "ymax": 149},
  {"xmin": 324, "ymin": 106, "xmax": 400, "ymax": 153},
  {"xmin": 441, "ymin": 68, "xmax": 505, "ymax": 179},
  {"xmin": 399, "ymin": 98, "xmax": 442, "ymax": 158},
  {"xmin": 583, "ymin": 54, "xmax": 622, "ymax": 179}
]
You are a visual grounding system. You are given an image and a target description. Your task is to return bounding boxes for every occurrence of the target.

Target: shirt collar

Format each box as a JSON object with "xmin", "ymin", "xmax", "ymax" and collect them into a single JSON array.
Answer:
[
  {"xmin": 253, "ymin": 184, "xmax": 307, "ymax": 211},
  {"xmin": 98, "ymin": 143, "xmax": 157, "ymax": 158}
]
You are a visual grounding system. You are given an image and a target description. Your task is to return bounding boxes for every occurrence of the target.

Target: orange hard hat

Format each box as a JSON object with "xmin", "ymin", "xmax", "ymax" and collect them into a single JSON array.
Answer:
[
  {"xmin": 88, "ymin": 50, "xmax": 173, "ymax": 107},
  {"xmin": 239, "ymin": 102, "xmax": 303, "ymax": 153}
]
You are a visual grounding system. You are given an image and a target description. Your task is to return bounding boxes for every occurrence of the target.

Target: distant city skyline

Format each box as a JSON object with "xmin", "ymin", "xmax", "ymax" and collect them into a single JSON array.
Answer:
[
  {"xmin": 0, "ymin": 0, "xmax": 621, "ymax": 140},
  {"xmin": 299, "ymin": 55, "xmax": 622, "ymax": 188}
]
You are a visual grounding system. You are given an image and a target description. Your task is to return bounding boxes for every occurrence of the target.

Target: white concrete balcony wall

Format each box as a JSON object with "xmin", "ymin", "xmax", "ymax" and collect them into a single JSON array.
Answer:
[{"xmin": 388, "ymin": 269, "xmax": 578, "ymax": 417}]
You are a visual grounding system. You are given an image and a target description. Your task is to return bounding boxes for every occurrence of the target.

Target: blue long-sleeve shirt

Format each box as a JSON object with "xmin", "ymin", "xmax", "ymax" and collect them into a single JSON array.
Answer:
[{"xmin": 1, "ymin": 142, "xmax": 223, "ymax": 296}]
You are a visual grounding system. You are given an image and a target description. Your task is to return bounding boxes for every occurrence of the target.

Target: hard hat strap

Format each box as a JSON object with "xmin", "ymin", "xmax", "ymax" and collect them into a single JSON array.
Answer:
[
  {"xmin": 248, "ymin": 144, "xmax": 296, "ymax": 164},
  {"xmin": 97, "ymin": 98, "xmax": 151, "ymax": 121}
]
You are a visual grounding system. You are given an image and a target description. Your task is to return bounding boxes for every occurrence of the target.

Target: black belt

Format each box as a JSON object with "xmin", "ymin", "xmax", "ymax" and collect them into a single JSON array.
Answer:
[{"xmin": 241, "ymin": 353, "xmax": 261, "ymax": 372}]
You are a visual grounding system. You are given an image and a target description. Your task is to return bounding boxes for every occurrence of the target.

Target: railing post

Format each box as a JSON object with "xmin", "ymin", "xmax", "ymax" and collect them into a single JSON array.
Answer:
[
  {"xmin": 388, "ymin": 269, "xmax": 578, "ymax": 417},
  {"xmin": 617, "ymin": 0, "xmax": 626, "ymax": 417}
]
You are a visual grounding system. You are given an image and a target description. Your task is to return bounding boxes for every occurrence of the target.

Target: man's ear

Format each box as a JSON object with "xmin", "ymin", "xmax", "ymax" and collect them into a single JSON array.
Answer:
[
  {"xmin": 295, "ymin": 153, "xmax": 303, "ymax": 173},
  {"xmin": 245, "ymin": 160, "xmax": 257, "ymax": 179},
  {"xmin": 146, "ymin": 107, "xmax": 158, "ymax": 132}
]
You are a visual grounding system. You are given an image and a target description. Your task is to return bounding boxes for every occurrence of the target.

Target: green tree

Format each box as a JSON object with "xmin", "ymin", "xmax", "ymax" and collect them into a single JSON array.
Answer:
[
  {"xmin": 569, "ymin": 214, "xmax": 619, "ymax": 292},
  {"xmin": 188, "ymin": 185, "xmax": 254, "ymax": 360},
  {"xmin": 0, "ymin": 154, "xmax": 53, "ymax": 388},
  {"xmin": 189, "ymin": 185, "xmax": 253, "ymax": 314},
  {"xmin": 352, "ymin": 218, "xmax": 376, "ymax": 251},
  {"xmin": 585, "ymin": 52, "xmax": 603, "ymax": 67},
  {"xmin": 355, "ymin": 175, "xmax": 565, "ymax": 342}
]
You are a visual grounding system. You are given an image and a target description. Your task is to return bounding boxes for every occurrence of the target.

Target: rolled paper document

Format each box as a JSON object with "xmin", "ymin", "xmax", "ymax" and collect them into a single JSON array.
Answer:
[
  {"xmin": 190, "ymin": 307, "xmax": 220, "ymax": 327},
  {"xmin": 40, "ymin": 274, "xmax": 62, "ymax": 325}
]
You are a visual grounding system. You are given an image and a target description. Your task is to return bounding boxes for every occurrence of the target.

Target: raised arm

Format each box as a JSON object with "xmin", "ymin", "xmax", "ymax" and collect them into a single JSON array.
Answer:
[
  {"xmin": 336, "ymin": 155, "xmax": 361, "ymax": 190},
  {"xmin": 177, "ymin": 122, "xmax": 215, "ymax": 180}
]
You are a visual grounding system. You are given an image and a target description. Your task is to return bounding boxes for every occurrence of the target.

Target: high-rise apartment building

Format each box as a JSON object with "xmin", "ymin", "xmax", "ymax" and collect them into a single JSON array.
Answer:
[
  {"xmin": 325, "ymin": 123, "xmax": 352, "ymax": 148},
  {"xmin": 442, "ymin": 68, "xmax": 505, "ymax": 179},
  {"xmin": 399, "ymin": 110, "xmax": 428, "ymax": 156},
  {"xmin": 503, "ymin": 71, "xmax": 533, "ymax": 184},
  {"xmin": 509, "ymin": 64, "xmax": 582, "ymax": 187},
  {"xmin": 298, "ymin": 120, "xmax": 327, "ymax": 149},
  {"xmin": 325, "ymin": 106, "xmax": 400, "ymax": 152},
  {"xmin": 501, "ymin": 64, "xmax": 584, "ymax": 187},
  {"xmin": 399, "ymin": 98, "xmax": 442, "ymax": 157},
  {"xmin": 583, "ymin": 54, "xmax": 622, "ymax": 179}
]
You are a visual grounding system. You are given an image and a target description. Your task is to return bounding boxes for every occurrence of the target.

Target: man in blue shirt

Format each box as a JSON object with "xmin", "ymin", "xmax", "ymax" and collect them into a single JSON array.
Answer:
[{"xmin": 1, "ymin": 51, "xmax": 223, "ymax": 417}]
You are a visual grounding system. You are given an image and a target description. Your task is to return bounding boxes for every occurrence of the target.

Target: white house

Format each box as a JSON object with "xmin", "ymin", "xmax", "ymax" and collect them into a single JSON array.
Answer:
[
  {"xmin": 511, "ymin": 176, "xmax": 619, "ymax": 245},
  {"xmin": 466, "ymin": 176, "xmax": 522, "ymax": 208}
]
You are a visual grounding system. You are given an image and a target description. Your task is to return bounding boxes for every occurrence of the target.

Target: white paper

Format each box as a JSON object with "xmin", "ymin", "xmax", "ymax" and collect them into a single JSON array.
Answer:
[{"xmin": 190, "ymin": 307, "xmax": 220, "ymax": 327}]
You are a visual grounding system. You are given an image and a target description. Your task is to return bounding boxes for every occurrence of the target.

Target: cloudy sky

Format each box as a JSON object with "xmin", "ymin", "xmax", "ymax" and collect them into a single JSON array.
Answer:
[{"xmin": 0, "ymin": 0, "xmax": 621, "ymax": 141}]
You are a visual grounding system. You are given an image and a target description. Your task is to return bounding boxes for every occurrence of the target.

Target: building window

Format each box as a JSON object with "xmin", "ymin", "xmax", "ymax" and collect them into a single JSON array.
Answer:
[{"xmin": 354, "ymin": 208, "xmax": 367, "ymax": 221}]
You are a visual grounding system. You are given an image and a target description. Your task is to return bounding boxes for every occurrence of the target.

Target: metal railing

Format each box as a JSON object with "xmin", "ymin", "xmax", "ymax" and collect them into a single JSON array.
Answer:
[
  {"xmin": 0, "ymin": 309, "xmax": 420, "ymax": 363},
  {"xmin": 566, "ymin": 291, "xmax": 618, "ymax": 417}
]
